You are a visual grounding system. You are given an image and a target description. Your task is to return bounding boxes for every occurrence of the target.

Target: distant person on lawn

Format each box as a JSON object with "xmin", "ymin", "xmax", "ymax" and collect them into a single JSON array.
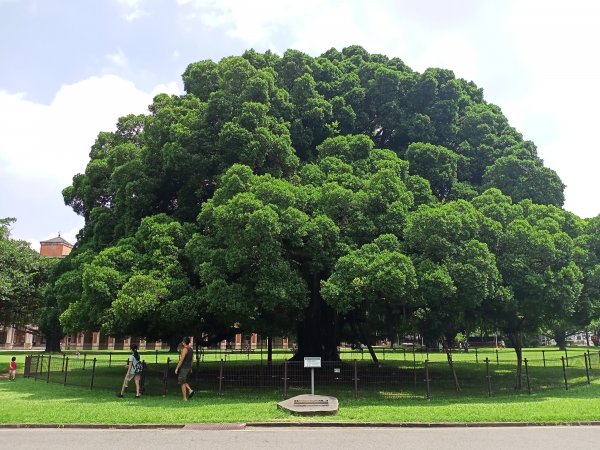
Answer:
[
  {"xmin": 8, "ymin": 357, "xmax": 17, "ymax": 381},
  {"xmin": 116, "ymin": 343, "xmax": 142, "ymax": 398},
  {"xmin": 174, "ymin": 337, "xmax": 194, "ymax": 400}
]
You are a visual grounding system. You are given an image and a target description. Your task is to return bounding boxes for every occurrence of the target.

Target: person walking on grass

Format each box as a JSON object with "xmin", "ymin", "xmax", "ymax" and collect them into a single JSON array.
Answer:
[
  {"xmin": 116, "ymin": 343, "xmax": 142, "ymax": 398},
  {"xmin": 175, "ymin": 337, "xmax": 194, "ymax": 400},
  {"xmin": 8, "ymin": 357, "xmax": 16, "ymax": 381}
]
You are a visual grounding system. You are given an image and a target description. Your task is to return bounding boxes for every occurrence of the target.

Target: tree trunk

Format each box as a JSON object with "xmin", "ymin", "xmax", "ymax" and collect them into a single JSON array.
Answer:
[
  {"xmin": 267, "ymin": 335, "xmax": 273, "ymax": 364},
  {"xmin": 44, "ymin": 332, "xmax": 62, "ymax": 352},
  {"xmin": 508, "ymin": 332, "xmax": 523, "ymax": 391},
  {"xmin": 168, "ymin": 335, "xmax": 181, "ymax": 353},
  {"xmin": 291, "ymin": 272, "xmax": 340, "ymax": 361},
  {"xmin": 553, "ymin": 330, "xmax": 567, "ymax": 350},
  {"xmin": 585, "ymin": 329, "xmax": 590, "ymax": 347},
  {"xmin": 357, "ymin": 321, "xmax": 378, "ymax": 364}
]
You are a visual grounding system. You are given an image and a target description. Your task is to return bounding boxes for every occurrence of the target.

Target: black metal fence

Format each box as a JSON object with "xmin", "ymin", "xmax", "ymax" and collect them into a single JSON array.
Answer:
[{"xmin": 24, "ymin": 349, "xmax": 600, "ymax": 400}]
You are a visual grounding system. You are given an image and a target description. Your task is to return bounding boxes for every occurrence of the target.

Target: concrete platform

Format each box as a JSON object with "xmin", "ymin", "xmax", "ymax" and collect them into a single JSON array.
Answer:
[{"xmin": 277, "ymin": 394, "xmax": 339, "ymax": 416}]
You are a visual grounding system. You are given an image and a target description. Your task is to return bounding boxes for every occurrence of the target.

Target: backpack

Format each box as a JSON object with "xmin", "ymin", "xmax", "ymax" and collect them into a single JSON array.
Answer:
[{"xmin": 133, "ymin": 358, "xmax": 144, "ymax": 374}]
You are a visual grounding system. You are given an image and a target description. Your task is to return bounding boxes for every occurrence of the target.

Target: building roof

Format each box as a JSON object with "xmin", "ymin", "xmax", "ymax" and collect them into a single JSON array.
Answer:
[{"xmin": 40, "ymin": 236, "xmax": 74, "ymax": 247}]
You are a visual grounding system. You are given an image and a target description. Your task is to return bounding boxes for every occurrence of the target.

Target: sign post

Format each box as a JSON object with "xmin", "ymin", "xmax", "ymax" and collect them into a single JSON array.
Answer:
[
  {"xmin": 304, "ymin": 357, "xmax": 321, "ymax": 395},
  {"xmin": 278, "ymin": 357, "xmax": 338, "ymax": 415}
]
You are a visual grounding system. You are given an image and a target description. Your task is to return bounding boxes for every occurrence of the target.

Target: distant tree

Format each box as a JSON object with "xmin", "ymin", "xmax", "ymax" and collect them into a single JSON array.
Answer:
[{"xmin": 0, "ymin": 218, "xmax": 53, "ymax": 339}]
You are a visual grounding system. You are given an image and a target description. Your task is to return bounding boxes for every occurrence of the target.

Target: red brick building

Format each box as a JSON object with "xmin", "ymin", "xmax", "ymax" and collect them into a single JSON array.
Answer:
[{"xmin": 40, "ymin": 235, "xmax": 73, "ymax": 258}]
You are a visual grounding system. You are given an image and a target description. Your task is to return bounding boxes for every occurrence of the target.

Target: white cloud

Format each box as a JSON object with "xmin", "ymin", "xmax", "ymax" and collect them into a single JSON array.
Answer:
[
  {"xmin": 178, "ymin": 0, "xmax": 345, "ymax": 51},
  {"xmin": 106, "ymin": 48, "xmax": 128, "ymax": 67},
  {"xmin": 411, "ymin": 36, "xmax": 478, "ymax": 81},
  {"xmin": 0, "ymin": 75, "xmax": 164, "ymax": 185},
  {"xmin": 150, "ymin": 81, "xmax": 180, "ymax": 97},
  {"xmin": 502, "ymin": 0, "xmax": 600, "ymax": 218},
  {"xmin": 115, "ymin": 0, "xmax": 147, "ymax": 22},
  {"xmin": 0, "ymin": 75, "xmax": 181, "ymax": 244}
]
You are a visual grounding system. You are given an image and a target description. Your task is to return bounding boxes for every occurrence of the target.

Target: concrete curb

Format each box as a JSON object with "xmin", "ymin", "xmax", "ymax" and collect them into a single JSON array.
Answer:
[
  {"xmin": 1, "ymin": 421, "xmax": 600, "ymax": 429},
  {"xmin": 0, "ymin": 424, "xmax": 183, "ymax": 429},
  {"xmin": 247, "ymin": 421, "xmax": 600, "ymax": 428}
]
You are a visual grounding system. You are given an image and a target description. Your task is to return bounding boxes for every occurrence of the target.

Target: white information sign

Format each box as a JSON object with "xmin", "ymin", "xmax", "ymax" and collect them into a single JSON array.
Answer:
[{"xmin": 304, "ymin": 357, "xmax": 321, "ymax": 368}]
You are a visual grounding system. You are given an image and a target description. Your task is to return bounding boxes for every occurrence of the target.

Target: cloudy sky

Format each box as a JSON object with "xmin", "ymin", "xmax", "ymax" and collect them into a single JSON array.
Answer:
[{"xmin": 1, "ymin": 0, "xmax": 599, "ymax": 249}]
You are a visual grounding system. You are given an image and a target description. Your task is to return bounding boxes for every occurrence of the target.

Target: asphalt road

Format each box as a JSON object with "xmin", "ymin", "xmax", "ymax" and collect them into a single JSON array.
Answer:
[{"xmin": 1, "ymin": 426, "xmax": 599, "ymax": 450}]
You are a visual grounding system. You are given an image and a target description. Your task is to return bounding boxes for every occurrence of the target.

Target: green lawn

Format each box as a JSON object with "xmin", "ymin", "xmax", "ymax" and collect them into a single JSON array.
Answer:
[
  {"xmin": 2, "ymin": 346, "xmax": 600, "ymax": 424},
  {"xmin": 2, "ymin": 376, "xmax": 600, "ymax": 424}
]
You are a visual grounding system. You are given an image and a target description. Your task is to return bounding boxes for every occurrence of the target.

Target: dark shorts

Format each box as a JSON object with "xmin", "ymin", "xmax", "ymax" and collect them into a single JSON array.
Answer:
[{"xmin": 178, "ymin": 367, "xmax": 191, "ymax": 384}]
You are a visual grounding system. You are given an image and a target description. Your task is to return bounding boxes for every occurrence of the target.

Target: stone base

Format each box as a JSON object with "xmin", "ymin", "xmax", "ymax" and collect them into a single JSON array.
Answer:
[{"xmin": 277, "ymin": 394, "xmax": 339, "ymax": 415}]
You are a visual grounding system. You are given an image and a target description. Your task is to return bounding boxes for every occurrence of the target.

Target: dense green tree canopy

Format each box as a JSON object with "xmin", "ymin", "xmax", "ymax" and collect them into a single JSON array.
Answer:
[
  {"xmin": 0, "ymin": 218, "xmax": 53, "ymax": 329},
  {"xmin": 47, "ymin": 46, "xmax": 598, "ymax": 365}
]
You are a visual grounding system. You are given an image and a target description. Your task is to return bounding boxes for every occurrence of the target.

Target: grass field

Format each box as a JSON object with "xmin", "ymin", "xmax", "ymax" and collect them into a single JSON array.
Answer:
[
  {"xmin": 1, "ymin": 375, "xmax": 600, "ymax": 424},
  {"xmin": 1, "ymin": 346, "xmax": 600, "ymax": 424}
]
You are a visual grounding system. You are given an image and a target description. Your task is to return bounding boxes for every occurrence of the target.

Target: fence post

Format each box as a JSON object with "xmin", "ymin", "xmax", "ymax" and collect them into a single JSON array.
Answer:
[
  {"xmin": 283, "ymin": 360, "xmax": 288, "ymax": 398},
  {"xmin": 156, "ymin": 349, "xmax": 158, "ymax": 364},
  {"xmin": 46, "ymin": 354, "xmax": 52, "ymax": 383},
  {"xmin": 542, "ymin": 350, "xmax": 546, "ymax": 367},
  {"xmin": 33, "ymin": 355, "xmax": 39, "ymax": 380},
  {"xmin": 61, "ymin": 354, "xmax": 66, "ymax": 373},
  {"xmin": 425, "ymin": 359, "xmax": 431, "ymax": 400},
  {"xmin": 584, "ymin": 353, "xmax": 591, "ymax": 384},
  {"xmin": 353, "ymin": 359, "xmax": 359, "ymax": 399},
  {"xmin": 447, "ymin": 351, "xmax": 460, "ymax": 393},
  {"xmin": 413, "ymin": 349, "xmax": 417, "ymax": 387},
  {"xmin": 218, "ymin": 359, "xmax": 224, "ymax": 396},
  {"xmin": 475, "ymin": 348, "xmax": 478, "ymax": 364},
  {"xmin": 496, "ymin": 349, "xmax": 499, "ymax": 365},
  {"xmin": 90, "ymin": 358, "xmax": 97, "ymax": 390},
  {"xmin": 564, "ymin": 349, "xmax": 569, "ymax": 367},
  {"xmin": 83, "ymin": 353, "xmax": 87, "ymax": 370},
  {"xmin": 524, "ymin": 358, "xmax": 531, "ymax": 394},
  {"xmin": 561, "ymin": 356, "xmax": 568, "ymax": 390},
  {"xmin": 587, "ymin": 349, "xmax": 592, "ymax": 369},
  {"xmin": 485, "ymin": 357, "xmax": 492, "ymax": 397},
  {"xmin": 109, "ymin": 352, "xmax": 112, "ymax": 368},
  {"xmin": 38, "ymin": 354, "xmax": 44, "ymax": 382},
  {"xmin": 403, "ymin": 348, "xmax": 406, "ymax": 361},
  {"xmin": 383, "ymin": 348, "xmax": 385, "ymax": 361},
  {"xmin": 64, "ymin": 357, "xmax": 69, "ymax": 386},
  {"xmin": 140, "ymin": 359, "xmax": 146, "ymax": 395},
  {"xmin": 163, "ymin": 357, "xmax": 170, "ymax": 396}
]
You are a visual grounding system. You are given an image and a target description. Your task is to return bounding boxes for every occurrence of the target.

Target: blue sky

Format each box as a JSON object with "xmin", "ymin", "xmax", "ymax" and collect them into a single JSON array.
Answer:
[{"xmin": 1, "ymin": 0, "xmax": 599, "ymax": 248}]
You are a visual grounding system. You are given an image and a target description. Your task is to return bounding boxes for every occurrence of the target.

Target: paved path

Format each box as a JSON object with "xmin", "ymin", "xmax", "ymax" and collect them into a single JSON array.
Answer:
[{"xmin": 1, "ymin": 426, "xmax": 599, "ymax": 450}]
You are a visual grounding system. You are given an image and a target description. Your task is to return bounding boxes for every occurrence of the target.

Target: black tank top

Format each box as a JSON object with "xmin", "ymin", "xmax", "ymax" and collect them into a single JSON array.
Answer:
[{"xmin": 182, "ymin": 346, "xmax": 193, "ymax": 368}]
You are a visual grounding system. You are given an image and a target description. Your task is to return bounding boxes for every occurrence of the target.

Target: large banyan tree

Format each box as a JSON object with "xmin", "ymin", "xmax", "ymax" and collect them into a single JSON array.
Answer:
[{"xmin": 40, "ymin": 46, "xmax": 599, "ymax": 376}]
